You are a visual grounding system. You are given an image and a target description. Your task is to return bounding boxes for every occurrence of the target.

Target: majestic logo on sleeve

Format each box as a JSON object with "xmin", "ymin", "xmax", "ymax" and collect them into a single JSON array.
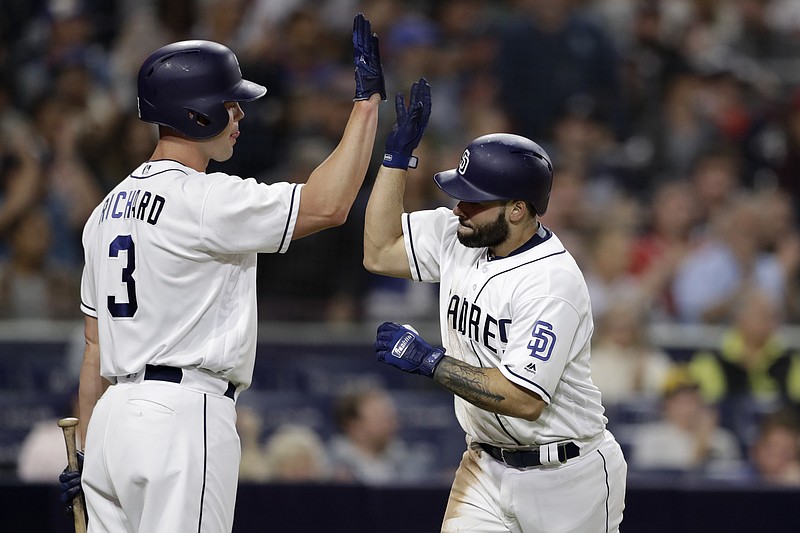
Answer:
[{"xmin": 527, "ymin": 321, "xmax": 556, "ymax": 361}]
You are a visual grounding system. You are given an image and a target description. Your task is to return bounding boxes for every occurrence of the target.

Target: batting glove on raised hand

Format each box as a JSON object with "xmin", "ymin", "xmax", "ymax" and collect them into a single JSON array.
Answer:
[
  {"xmin": 59, "ymin": 450, "xmax": 84, "ymax": 516},
  {"xmin": 375, "ymin": 321, "xmax": 445, "ymax": 378},
  {"xmin": 353, "ymin": 13, "xmax": 386, "ymax": 101},
  {"xmin": 383, "ymin": 78, "xmax": 432, "ymax": 169}
]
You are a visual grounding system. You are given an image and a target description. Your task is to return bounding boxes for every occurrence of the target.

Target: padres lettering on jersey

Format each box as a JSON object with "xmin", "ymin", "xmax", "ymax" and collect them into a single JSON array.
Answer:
[
  {"xmin": 446, "ymin": 295, "xmax": 510, "ymax": 355},
  {"xmin": 401, "ymin": 207, "xmax": 606, "ymax": 446}
]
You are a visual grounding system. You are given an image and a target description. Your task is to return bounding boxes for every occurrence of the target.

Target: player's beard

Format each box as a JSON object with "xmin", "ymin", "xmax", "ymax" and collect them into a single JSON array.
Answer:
[{"xmin": 457, "ymin": 208, "xmax": 510, "ymax": 249}]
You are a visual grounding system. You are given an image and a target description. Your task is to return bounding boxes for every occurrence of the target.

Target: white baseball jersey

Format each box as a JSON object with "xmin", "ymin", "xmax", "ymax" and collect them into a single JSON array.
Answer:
[
  {"xmin": 401, "ymin": 207, "xmax": 606, "ymax": 446},
  {"xmin": 80, "ymin": 159, "xmax": 302, "ymax": 390},
  {"xmin": 402, "ymin": 207, "xmax": 626, "ymax": 532}
]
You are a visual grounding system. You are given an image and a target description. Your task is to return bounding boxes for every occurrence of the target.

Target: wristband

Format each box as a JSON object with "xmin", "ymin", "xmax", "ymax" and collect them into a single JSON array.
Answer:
[{"xmin": 383, "ymin": 153, "xmax": 418, "ymax": 169}]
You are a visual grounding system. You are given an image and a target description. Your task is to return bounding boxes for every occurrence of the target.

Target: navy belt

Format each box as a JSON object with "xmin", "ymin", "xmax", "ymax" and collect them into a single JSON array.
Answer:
[
  {"xmin": 479, "ymin": 441, "xmax": 580, "ymax": 468},
  {"xmin": 144, "ymin": 365, "xmax": 235, "ymax": 400}
]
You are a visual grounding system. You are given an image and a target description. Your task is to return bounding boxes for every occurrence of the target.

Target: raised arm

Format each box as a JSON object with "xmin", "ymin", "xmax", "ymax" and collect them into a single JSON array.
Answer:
[
  {"xmin": 363, "ymin": 78, "xmax": 431, "ymax": 278},
  {"xmin": 293, "ymin": 13, "xmax": 385, "ymax": 239}
]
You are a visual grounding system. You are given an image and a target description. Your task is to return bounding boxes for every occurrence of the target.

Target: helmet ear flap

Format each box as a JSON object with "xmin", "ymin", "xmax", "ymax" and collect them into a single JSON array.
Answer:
[{"xmin": 188, "ymin": 110, "xmax": 211, "ymax": 128}]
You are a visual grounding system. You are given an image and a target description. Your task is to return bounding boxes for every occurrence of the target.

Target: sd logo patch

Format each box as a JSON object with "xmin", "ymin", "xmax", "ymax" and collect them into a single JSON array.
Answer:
[{"xmin": 527, "ymin": 321, "xmax": 556, "ymax": 361}]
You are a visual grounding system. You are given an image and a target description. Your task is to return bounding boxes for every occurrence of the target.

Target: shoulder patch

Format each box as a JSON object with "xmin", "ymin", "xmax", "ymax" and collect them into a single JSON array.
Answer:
[{"xmin": 527, "ymin": 320, "xmax": 556, "ymax": 361}]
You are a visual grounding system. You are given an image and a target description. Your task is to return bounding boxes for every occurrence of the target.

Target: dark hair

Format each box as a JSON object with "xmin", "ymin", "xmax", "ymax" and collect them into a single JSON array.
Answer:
[{"xmin": 332, "ymin": 387, "xmax": 384, "ymax": 431}]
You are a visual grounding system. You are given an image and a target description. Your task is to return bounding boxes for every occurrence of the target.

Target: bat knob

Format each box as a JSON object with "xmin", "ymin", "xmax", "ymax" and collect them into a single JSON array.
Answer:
[{"xmin": 58, "ymin": 417, "xmax": 80, "ymax": 428}]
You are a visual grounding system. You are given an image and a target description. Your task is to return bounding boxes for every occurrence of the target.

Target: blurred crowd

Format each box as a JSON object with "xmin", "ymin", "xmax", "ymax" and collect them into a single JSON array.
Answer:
[
  {"xmin": 3, "ymin": 0, "xmax": 800, "ymax": 326},
  {"xmin": 4, "ymin": 0, "xmax": 800, "ymax": 485}
]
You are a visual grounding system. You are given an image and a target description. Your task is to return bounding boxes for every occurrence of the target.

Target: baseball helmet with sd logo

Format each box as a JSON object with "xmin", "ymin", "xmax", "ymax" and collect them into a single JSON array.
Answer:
[
  {"xmin": 137, "ymin": 40, "xmax": 267, "ymax": 139},
  {"xmin": 433, "ymin": 133, "xmax": 553, "ymax": 215}
]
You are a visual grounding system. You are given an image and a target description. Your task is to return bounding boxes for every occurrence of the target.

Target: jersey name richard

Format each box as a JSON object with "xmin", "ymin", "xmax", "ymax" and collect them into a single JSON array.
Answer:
[
  {"xmin": 97, "ymin": 189, "xmax": 166, "ymax": 226},
  {"xmin": 447, "ymin": 294, "xmax": 510, "ymax": 354}
]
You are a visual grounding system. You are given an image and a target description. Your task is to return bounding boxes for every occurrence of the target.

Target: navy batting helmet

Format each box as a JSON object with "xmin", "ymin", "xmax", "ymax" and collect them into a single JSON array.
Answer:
[
  {"xmin": 137, "ymin": 40, "xmax": 267, "ymax": 139},
  {"xmin": 433, "ymin": 133, "xmax": 553, "ymax": 215}
]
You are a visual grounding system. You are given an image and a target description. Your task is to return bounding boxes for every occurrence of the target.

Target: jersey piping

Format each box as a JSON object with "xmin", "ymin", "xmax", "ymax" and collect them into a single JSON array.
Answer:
[
  {"xmin": 403, "ymin": 212, "xmax": 423, "ymax": 281},
  {"xmin": 277, "ymin": 184, "xmax": 300, "ymax": 252},
  {"xmin": 475, "ymin": 250, "xmax": 567, "ymax": 301},
  {"xmin": 504, "ymin": 364, "xmax": 551, "ymax": 401},
  {"xmin": 131, "ymin": 160, "xmax": 190, "ymax": 180}
]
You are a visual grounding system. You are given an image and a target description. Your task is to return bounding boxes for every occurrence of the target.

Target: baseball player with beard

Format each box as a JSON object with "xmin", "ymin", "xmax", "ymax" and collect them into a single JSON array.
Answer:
[
  {"xmin": 365, "ymin": 79, "xmax": 627, "ymax": 532},
  {"xmin": 59, "ymin": 14, "xmax": 386, "ymax": 532}
]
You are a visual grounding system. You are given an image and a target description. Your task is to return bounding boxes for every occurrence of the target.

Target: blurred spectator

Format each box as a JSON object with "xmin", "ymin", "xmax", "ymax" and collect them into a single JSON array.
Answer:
[
  {"xmin": 652, "ymin": 72, "xmax": 722, "ymax": 178},
  {"xmin": 1, "ymin": 0, "xmax": 800, "ymax": 330},
  {"xmin": 107, "ymin": 0, "xmax": 199, "ymax": 113},
  {"xmin": 582, "ymin": 220, "xmax": 644, "ymax": 324},
  {"xmin": 29, "ymin": 93, "xmax": 103, "ymax": 267},
  {"xmin": 328, "ymin": 386, "xmax": 431, "ymax": 485},
  {"xmin": 262, "ymin": 423, "xmax": 333, "ymax": 483},
  {"xmin": 0, "ymin": 206, "xmax": 79, "ymax": 319},
  {"xmin": 12, "ymin": 0, "xmax": 113, "ymax": 110},
  {"xmin": 363, "ymin": 273, "xmax": 439, "ymax": 324},
  {"xmin": 590, "ymin": 299, "xmax": 674, "ymax": 405},
  {"xmin": 615, "ymin": 0, "xmax": 690, "ymax": 142},
  {"xmin": 777, "ymin": 88, "xmax": 800, "ymax": 227},
  {"xmin": 630, "ymin": 365, "xmax": 742, "ymax": 475},
  {"xmin": 493, "ymin": 0, "xmax": 627, "ymax": 142},
  {"xmin": 539, "ymin": 164, "xmax": 591, "ymax": 266},
  {"xmin": 549, "ymin": 104, "xmax": 623, "ymax": 195},
  {"xmin": 432, "ymin": 0, "xmax": 509, "ymax": 144},
  {"xmin": 80, "ymin": 111, "xmax": 158, "ymax": 194},
  {"xmin": 0, "ymin": 129, "xmax": 43, "ymax": 253},
  {"xmin": 237, "ymin": 405, "xmax": 271, "ymax": 483},
  {"xmin": 16, "ymin": 388, "xmax": 78, "ymax": 482},
  {"xmin": 752, "ymin": 187, "xmax": 800, "ymax": 322},
  {"xmin": 630, "ymin": 179, "xmax": 702, "ymax": 319},
  {"xmin": 746, "ymin": 407, "xmax": 800, "ymax": 487},
  {"xmin": 687, "ymin": 146, "xmax": 743, "ymax": 233},
  {"xmin": 687, "ymin": 287, "xmax": 800, "ymax": 408},
  {"xmin": 671, "ymin": 193, "xmax": 791, "ymax": 323},
  {"xmin": 668, "ymin": 0, "xmax": 742, "ymax": 70},
  {"xmin": 381, "ymin": 10, "xmax": 466, "ymax": 146}
]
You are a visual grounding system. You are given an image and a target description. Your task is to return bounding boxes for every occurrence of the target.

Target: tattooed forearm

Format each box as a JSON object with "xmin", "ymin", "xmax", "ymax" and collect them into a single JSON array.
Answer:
[{"xmin": 434, "ymin": 357, "xmax": 506, "ymax": 411}]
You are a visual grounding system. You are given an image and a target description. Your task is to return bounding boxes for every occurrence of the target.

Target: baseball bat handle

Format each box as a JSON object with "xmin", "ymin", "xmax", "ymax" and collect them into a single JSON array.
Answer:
[{"xmin": 58, "ymin": 417, "xmax": 88, "ymax": 533}]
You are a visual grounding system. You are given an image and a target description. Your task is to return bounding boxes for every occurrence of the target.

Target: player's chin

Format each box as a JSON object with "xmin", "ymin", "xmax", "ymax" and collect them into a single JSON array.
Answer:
[
  {"xmin": 456, "ymin": 225, "xmax": 474, "ymax": 239},
  {"xmin": 211, "ymin": 149, "xmax": 235, "ymax": 163}
]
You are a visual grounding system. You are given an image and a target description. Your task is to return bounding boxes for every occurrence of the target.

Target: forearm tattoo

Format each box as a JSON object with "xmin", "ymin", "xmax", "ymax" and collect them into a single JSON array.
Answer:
[{"xmin": 434, "ymin": 357, "xmax": 506, "ymax": 411}]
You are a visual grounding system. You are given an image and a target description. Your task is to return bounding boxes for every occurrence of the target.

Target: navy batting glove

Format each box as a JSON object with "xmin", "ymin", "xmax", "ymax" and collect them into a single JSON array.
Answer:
[
  {"xmin": 383, "ymin": 78, "xmax": 432, "ymax": 169},
  {"xmin": 59, "ymin": 450, "xmax": 84, "ymax": 514},
  {"xmin": 376, "ymin": 322, "xmax": 445, "ymax": 378},
  {"xmin": 353, "ymin": 13, "xmax": 386, "ymax": 101}
]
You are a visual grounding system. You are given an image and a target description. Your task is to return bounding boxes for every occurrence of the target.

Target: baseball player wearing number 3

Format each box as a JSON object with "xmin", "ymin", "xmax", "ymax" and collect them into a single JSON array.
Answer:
[
  {"xmin": 68, "ymin": 14, "xmax": 386, "ymax": 533},
  {"xmin": 365, "ymin": 79, "xmax": 627, "ymax": 532}
]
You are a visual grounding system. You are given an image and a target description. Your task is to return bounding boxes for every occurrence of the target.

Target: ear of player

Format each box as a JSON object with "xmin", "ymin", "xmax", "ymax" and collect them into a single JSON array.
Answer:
[
  {"xmin": 375, "ymin": 321, "xmax": 445, "ymax": 378},
  {"xmin": 383, "ymin": 78, "xmax": 432, "ymax": 170},
  {"xmin": 352, "ymin": 13, "xmax": 386, "ymax": 101}
]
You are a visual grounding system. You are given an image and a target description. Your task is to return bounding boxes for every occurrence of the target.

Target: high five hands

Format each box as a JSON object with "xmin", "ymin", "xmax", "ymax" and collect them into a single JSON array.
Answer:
[
  {"xmin": 383, "ymin": 78, "xmax": 432, "ymax": 170},
  {"xmin": 352, "ymin": 13, "xmax": 386, "ymax": 101}
]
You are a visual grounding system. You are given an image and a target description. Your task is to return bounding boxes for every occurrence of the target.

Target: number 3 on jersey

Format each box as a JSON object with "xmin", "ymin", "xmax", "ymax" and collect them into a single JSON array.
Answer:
[{"xmin": 108, "ymin": 235, "xmax": 138, "ymax": 318}]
